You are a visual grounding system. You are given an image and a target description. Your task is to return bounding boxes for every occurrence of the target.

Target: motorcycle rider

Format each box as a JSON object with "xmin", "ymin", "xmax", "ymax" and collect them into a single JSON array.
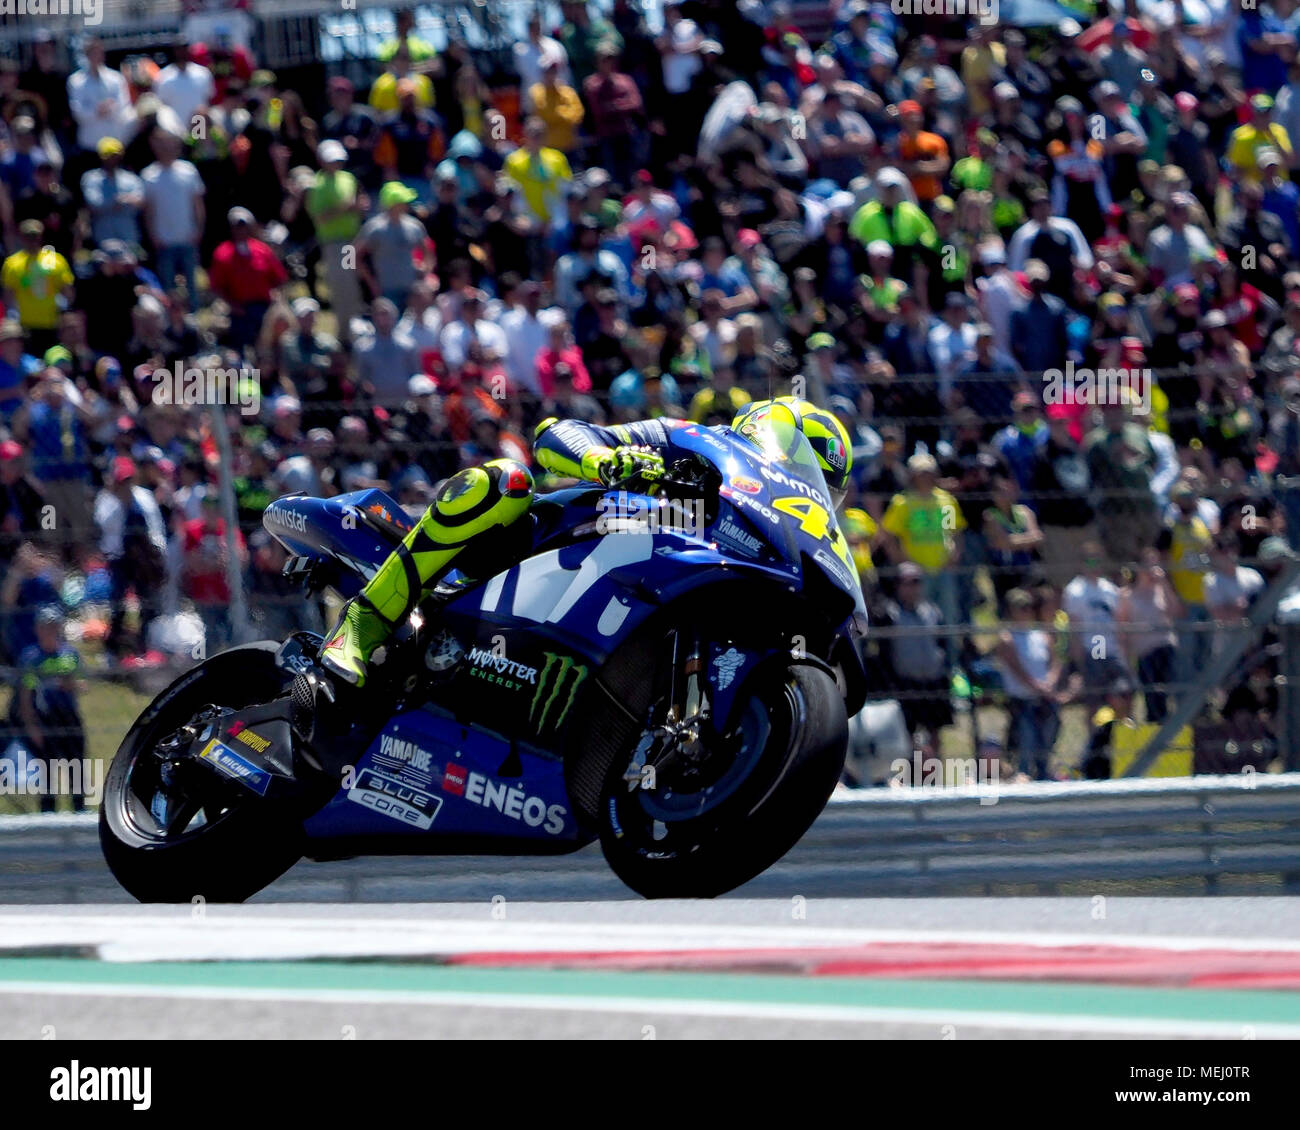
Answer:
[{"xmin": 319, "ymin": 397, "xmax": 853, "ymax": 687}]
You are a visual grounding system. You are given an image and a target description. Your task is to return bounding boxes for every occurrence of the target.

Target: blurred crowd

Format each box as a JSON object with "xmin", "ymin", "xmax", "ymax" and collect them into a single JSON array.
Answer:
[{"xmin": 3, "ymin": 0, "xmax": 1300, "ymax": 786}]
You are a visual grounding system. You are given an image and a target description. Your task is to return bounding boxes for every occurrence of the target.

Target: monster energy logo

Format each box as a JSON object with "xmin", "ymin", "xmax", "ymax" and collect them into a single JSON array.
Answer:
[{"xmin": 529, "ymin": 652, "xmax": 588, "ymax": 730}]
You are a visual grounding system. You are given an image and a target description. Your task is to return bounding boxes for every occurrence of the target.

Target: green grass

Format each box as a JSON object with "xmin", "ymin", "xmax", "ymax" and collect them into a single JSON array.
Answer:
[{"xmin": 0, "ymin": 675, "xmax": 151, "ymax": 815}]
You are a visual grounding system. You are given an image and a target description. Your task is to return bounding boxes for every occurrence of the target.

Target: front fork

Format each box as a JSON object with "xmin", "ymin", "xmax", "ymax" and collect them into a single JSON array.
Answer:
[{"xmin": 623, "ymin": 628, "xmax": 712, "ymax": 792}]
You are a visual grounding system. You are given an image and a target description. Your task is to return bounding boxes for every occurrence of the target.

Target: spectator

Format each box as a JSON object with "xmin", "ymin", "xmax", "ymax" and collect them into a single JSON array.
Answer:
[
  {"xmin": 881, "ymin": 453, "xmax": 964, "ymax": 654},
  {"xmin": 306, "ymin": 140, "xmax": 366, "ymax": 343},
  {"xmin": 80, "ymin": 137, "xmax": 145, "ymax": 248},
  {"xmin": 2, "ymin": 221, "xmax": 74, "ymax": 356},
  {"xmin": 354, "ymin": 298, "xmax": 419, "ymax": 403},
  {"xmin": 1204, "ymin": 532, "xmax": 1266, "ymax": 625},
  {"xmin": 208, "ymin": 207, "xmax": 288, "ymax": 354},
  {"xmin": 356, "ymin": 181, "xmax": 426, "ymax": 311},
  {"xmin": 529, "ymin": 58, "xmax": 584, "ymax": 157},
  {"xmin": 140, "ymin": 127, "xmax": 205, "ymax": 305},
  {"xmin": 67, "ymin": 37, "xmax": 136, "ymax": 154},
  {"xmin": 94, "ymin": 456, "xmax": 166, "ymax": 658},
  {"xmin": 154, "ymin": 42, "xmax": 215, "ymax": 129},
  {"xmin": 179, "ymin": 493, "xmax": 247, "ymax": 653},
  {"xmin": 995, "ymin": 587, "xmax": 1062, "ymax": 781},
  {"xmin": 1062, "ymin": 540, "xmax": 1131, "ymax": 700},
  {"xmin": 13, "ymin": 606, "xmax": 86, "ymax": 813},
  {"xmin": 878, "ymin": 562, "xmax": 953, "ymax": 747},
  {"xmin": 1117, "ymin": 548, "xmax": 1182, "ymax": 723},
  {"xmin": 505, "ymin": 116, "xmax": 573, "ymax": 230}
]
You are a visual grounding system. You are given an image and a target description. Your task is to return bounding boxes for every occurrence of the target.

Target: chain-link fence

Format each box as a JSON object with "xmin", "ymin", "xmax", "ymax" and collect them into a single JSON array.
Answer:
[{"xmin": 3, "ymin": 354, "xmax": 1298, "ymax": 811}]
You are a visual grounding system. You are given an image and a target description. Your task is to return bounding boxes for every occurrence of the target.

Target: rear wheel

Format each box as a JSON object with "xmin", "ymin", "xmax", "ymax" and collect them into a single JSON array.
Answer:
[
  {"xmin": 598, "ymin": 664, "xmax": 847, "ymax": 898},
  {"xmin": 99, "ymin": 644, "xmax": 304, "ymax": 903}
]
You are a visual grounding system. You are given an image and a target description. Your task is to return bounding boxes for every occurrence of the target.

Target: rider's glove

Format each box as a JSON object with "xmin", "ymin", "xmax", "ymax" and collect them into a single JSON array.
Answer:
[{"xmin": 588, "ymin": 445, "xmax": 667, "ymax": 487}]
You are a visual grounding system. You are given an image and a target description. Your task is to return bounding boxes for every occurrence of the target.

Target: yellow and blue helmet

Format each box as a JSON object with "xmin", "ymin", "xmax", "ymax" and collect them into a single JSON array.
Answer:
[{"xmin": 732, "ymin": 396, "xmax": 853, "ymax": 507}]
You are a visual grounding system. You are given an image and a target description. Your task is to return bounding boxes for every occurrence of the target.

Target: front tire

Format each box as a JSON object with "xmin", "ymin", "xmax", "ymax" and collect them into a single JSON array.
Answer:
[
  {"xmin": 598, "ymin": 664, "xmax": 847, "ymax": 898},
  {"xmin": 99, "ymin": 643, "xmax": 304, "ymax": 903}
]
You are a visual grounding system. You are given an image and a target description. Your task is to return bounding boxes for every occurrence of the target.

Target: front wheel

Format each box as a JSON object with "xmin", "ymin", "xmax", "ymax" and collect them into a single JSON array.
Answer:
[
  {"xmin": 598, "ymin": 664, "xmax": 847, "ymax": 898},
  {"xmin": 99, "ymin": 643, "xmax": 304, "ymax": 903}
]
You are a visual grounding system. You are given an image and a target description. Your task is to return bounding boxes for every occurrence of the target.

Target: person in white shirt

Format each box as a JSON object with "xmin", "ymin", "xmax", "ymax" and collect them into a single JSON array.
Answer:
[
  {"xmin": 154, "ymin": 43, "xmax": 216, "ymax": 131},
  {"xmin": 926, "ymin": 292, "xmax": 978, "ymax": 406},
  {"xmin": 140, "ymin": 128, "xmax": 206, "ymax": 304},
  {"xmin": 514, "ymin": 11, "xmax": 570, "ymax": 111},
  {"xmin": 1006, "ymin": 207, "xmax": 1094, "ymax": 272},
  {"xmin": 1063, "ymin": 541, "xmax": 1132, "ymax": 697},
  {"xmin": 67, "ymin": 37, "xmax": 137, "ymax": 152},
  {"xmin": 1204, "ymin": 535, "xmax": 1265, "ymax": 623},
  {"xmin": 438, "ymin": 288, "xmax": 507, "ymax": 373},
  {"xmin": 659, "ymin": 8, "xmax": 703, "ymax": 96},
  {"xmin": 395, "ymin": 280, "xmax": 443, "ymax": 355},
  {"xmin": 975, "ymin": 244, "xmax": 1027, "ymax": 355},
  {"xmin": 500, "ymin": 279, "xmax": 548, "ymax": 395}
]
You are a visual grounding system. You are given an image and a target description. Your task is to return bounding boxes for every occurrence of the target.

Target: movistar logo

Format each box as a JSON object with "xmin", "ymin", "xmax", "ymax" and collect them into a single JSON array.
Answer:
[{"xmin": 529, "ymin": 652, "xmax": 588, "ymax": 731}]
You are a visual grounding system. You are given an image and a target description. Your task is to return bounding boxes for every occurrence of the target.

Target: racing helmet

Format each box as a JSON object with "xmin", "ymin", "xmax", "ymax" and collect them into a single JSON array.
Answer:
[{"xmin": 732, "ymin": 396, "xmax": 853, "ymax": 509}]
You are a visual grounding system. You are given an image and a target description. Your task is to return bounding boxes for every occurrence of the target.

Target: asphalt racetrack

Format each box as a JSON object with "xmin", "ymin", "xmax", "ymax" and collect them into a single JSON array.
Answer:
[{"xmin": 2, "ymin": 898, "xmax": 1299, "ymax": 1038}]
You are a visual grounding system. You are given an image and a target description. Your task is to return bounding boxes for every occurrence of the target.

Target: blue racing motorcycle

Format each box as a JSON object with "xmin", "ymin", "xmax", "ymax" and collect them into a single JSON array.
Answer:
[{"xmin": 100, "ymin": 416, "xmax": 868, "ymax": 900}]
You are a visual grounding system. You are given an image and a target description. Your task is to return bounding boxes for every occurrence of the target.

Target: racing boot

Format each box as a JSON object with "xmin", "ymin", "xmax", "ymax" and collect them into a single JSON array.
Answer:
[{"xmin": 320, "ymin": 459, "xmax": 534, "ymax": 687}]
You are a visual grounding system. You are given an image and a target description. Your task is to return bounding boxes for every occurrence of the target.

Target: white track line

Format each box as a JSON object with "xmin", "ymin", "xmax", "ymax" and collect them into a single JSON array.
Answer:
[{"xmin": 5, "ymin": 911, "xmax": 1300, "ymax": 963}]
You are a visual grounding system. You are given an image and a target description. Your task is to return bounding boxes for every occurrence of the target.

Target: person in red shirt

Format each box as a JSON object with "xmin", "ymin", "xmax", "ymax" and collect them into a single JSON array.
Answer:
[
  {"xmin": 208, "ymin": 206, "xmax": 288, "ymax": 353},
  {"xmin": 180, "ymin": 493, "xmax": 247, "ymax": 653},
  {"xmin": 582, "ymin": 43, "xmax": 647, "ymax": 189}
]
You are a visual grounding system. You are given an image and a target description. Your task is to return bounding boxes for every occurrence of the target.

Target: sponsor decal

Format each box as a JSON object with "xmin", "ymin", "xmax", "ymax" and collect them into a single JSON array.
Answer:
[
  {"xmin": 759, "ymin": 462, "xmax": 830, "ymax": 508},
  {"xmin": 226, "ymin": 721, "xmax": 271, "ymax": 755},
  {"xmin": 374, "ymin": 734, "xmax": 435, "ymax": 774},
  {"xmin": 467, "ymin": 646, "xmax": 538, "ymax": 691},
  {"xmin": 713, "ymin": 514, "xmax": 763, "ymax": 558},
  {"xmin": 530, "ymin": 652, "xmax": 588, "ymax": 731},
  {"xmin": 721, "ymin": 488, "xmax": 781, "ymax": 526},
  {"xmin": 348, "ymin": 767, "xmax": 442, "ymax": 829},
  {"xmin": 824, "ymin": 435, "xmax": 847, "ymax": 473},
  {"xmin": 198, "ymin": 738, "xmax": 272, "ymax": 795},
  {"xmin": 444, "ymin": 766, "xmax": 568, "ymax": 834},
  {"xmin": 264, "ymin": 506, "xmax": 308, "ymax": 533},
  {"xmin": 712, "ymin": 647, "xmax": 746, "ymax": 691},
  {"xmin": 442, "ymin": 761, "xmax": 467, "ymax": 796},
  {"xmin": 730, "ymin": 475, "xmax": 763, "ymax": 495},
  {"xmin": 814, "ymin": 546, "xmax": 858, "ymax": 590}
]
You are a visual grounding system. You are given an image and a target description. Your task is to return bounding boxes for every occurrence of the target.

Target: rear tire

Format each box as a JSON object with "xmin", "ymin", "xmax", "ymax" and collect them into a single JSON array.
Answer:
[
  {"xmin": 598, "ymin": 665, "xmax": 847, "ymax": 898},
  {"xmin": 99, "ymin": 644, "xmax": 304, "ymax": 903}
]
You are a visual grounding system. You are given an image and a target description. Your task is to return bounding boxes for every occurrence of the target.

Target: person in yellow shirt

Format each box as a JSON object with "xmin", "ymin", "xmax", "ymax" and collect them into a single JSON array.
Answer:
[
  {"xmin": 1227, "ymin": 94, "xmax": 1293, "ymax": 184},
  {"xmin": 1, "ymin": 221, "xmax": 74, "ymax": 355},
  {"xmin": 687, "ymin": 368, "xmax": 750, "ymax": 424},
  {"xmin": 504, "ymin": 116, "xmax": 573, "ymax": 226},
  {"xmin": 841, "ymin": 506, "xmax": 878, "ymax": 586},
  {"xmin": 881, "ymin": 452, "xmax": 965, "ymax": 661},
  {"xmin": 1156, "ymin": 480, "xmax": 1213, "ymax": 697},
  {"xmin": 369, "ymin": 45, "xmax": 435, "ymax": 113},
  {"xmin": 960, "ymin": 25, "xmax": 1006, "ymax": 118},
  {"xmin": 528, "ymin": 58, "xmax": 585, "ymax": 155}
]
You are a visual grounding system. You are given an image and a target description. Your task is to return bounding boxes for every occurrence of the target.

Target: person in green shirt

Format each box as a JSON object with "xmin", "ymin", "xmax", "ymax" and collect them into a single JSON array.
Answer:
[
  {"xmin": 305, "ymin": 141, "xmax": 367, "ymax": 341},
  {"xmin": 849, "ymin": 168, "xmax": 939, "ymax": 298},
  {"xmin": 857, "ymin": 241, "xmax": 907, "ymax": 331},
  {"xmin": 951, "ymin": 128, "xmax": 997, "ymax": 192}
]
